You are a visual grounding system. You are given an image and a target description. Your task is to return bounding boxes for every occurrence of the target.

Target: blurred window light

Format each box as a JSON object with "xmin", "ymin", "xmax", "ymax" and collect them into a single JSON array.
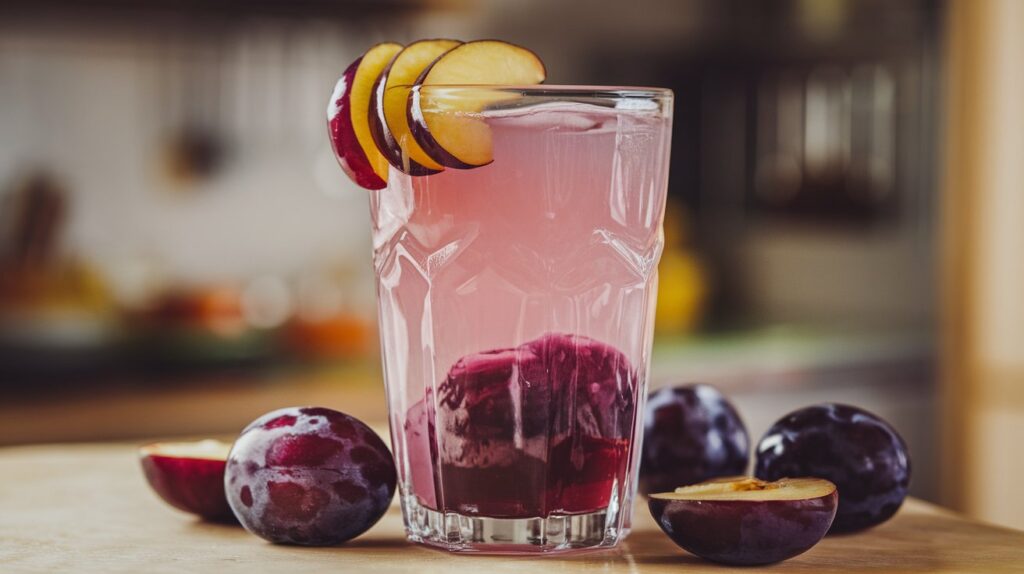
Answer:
[
  {"xmin": 294, "ymin": 273, "xmax": 345, "ymax": 323},
  {"xmin": 797, "ymin": 0, "xmax": 848, "ymax": 40},
  {"xmin": 756, "ymin": 73, "xmax": 806, "ymax": 203},
  {"xmin": 753, "ymin": 61, "xmax": 898, "ymax": 215},
  {"xmin": 241, "ymin": 275, "xmax": 292, "ymax": 329},
  {"xmin": 804, "ymin": 67, "xmax": 847, "ymax": 178}
]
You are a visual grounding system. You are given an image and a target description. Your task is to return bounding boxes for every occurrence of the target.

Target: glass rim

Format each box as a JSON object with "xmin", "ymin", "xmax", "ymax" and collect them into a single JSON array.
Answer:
[{"xmin": 404, "ymin": 84, "xmax": 673, "ymax": 100}]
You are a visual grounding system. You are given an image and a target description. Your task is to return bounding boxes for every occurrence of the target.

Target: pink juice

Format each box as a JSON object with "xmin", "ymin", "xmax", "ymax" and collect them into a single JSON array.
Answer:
[{"xmin": 369, "ymin": 94, "xmax": 671, "ymax": 549}]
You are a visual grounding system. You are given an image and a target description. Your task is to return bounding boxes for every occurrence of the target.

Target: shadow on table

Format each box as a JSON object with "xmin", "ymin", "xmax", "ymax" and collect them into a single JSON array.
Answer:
[
  {"xmin": 342, "ymin": 538, "xmax": 415, "ymax": 550},
  {"xmin": 621, "ymin": 517, "xmax": 950, "ymax": 573}
]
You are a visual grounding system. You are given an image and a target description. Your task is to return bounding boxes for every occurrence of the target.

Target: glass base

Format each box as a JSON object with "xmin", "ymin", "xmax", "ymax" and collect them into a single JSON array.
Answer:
[{"xmin": 401, "ymin": 495, "xmax": 627, "ymax": 554}]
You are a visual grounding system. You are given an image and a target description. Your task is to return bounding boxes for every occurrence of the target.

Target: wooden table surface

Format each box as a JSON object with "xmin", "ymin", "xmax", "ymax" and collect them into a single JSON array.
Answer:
[{"xmin": 1, "ymin": 443, "xmax": 1022, "ymax": 573}]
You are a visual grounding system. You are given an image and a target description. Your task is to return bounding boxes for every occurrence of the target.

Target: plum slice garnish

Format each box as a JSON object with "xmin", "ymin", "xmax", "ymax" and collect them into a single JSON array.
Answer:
[
  {"xmin": 224, "ymin": 406, "xmax": 396, "ymax": 546},
  {"xmin": 369, "ymin": 39, "xmax": 461, "ymax": 175},
  {"xmin": 327, "ymin": 39, "xmax": 549, "ymax": 184},
  {"xmin": 327, "ymin": 42, "xmax": 403, "ymax": 190},
  {"xmin": 408, "ymin": 40, "xmax": 546, "ymax": 169},
  {"xmin": 649, "ymin": 477, "xmax": 837, "ymax": 566},
  {"xmin": 140, "ymin": 439, "xmax": 236, "ymax": 523}
]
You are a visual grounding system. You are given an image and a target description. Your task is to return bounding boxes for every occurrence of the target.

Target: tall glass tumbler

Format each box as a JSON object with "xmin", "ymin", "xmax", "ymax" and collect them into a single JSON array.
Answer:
[{"xmin": 369, "ymin": 86, "xmax": 673, "ymax": 553}]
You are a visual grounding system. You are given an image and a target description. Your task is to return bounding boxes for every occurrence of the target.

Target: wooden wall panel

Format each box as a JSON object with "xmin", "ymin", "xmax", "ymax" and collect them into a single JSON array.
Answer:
[{"xmin": 941, "ymin": 0, "xmax": 1024, "ymax": 529}]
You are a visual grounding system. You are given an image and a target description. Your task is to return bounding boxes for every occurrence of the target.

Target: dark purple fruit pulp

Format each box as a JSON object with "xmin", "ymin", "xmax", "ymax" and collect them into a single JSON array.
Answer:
[
  {"xmin": 405, "ymin": 333, "xmax": 637, "ymax": 518},
  {"xmin": 639, "ymin": 384, "xmax": 749, "ymax": 495},
  {"xmin": 225, "ymin": 406, "xmax": 397, "ymax": 545},
  {"xmin": 754, "ymin": 403, "xmax": 911, "ymax": 533}
]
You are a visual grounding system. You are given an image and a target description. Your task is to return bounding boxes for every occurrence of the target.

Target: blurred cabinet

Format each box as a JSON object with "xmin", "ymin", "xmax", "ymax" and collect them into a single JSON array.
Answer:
[{"xmin": 595, "ymin": 0, "xmax": 941, "ymax": 329}]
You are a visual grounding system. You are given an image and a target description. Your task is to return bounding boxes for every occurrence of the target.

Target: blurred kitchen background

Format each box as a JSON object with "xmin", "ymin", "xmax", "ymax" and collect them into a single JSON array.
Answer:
[{"xmin": 1, "ymin": 0, "xmax": 1021, "ymax": 530}]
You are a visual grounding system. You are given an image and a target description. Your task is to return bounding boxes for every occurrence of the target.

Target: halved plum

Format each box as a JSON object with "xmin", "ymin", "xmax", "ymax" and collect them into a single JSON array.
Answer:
[
  {"xmin": 327, "ymin": 42, "xmax": 403, "ymax": 190},
  {"xmin": 369, "ymin": 39, "xmax": 461, "ymax": 175},
  {"xmin": 408, "ymin": 40, "xmax": 546, "ymax": 169},
  {"xmin": 140, "ymin": 439, "xmax": 236, "ymax": 523},
  {"xmin": 649, "ymin": 477, "xmax": 837, "ymax": 566}
]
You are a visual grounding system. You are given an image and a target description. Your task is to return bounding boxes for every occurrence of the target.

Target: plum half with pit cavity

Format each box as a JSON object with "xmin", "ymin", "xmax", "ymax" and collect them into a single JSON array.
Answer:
[{"xmin": 649, "ymin": 476, "xmax": 837, "ymax": 566}]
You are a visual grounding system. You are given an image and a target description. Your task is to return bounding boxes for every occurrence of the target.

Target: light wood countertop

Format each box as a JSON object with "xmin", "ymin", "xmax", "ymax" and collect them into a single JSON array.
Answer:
[{"xmin": 1, "ymin": 441, "xmax": 1021, "ymax": 573}]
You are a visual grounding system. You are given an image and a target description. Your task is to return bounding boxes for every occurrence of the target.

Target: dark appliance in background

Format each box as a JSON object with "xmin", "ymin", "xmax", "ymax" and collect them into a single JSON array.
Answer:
[{"xmin": 599, "ymin": 0, "xmax": 941, "ymax": 329}]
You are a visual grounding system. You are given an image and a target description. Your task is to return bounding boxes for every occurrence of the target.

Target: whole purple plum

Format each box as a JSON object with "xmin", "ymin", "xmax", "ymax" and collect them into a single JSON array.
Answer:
[
  {"xmin": 225, "ymin": 406, "xmax": 396, "ymax": 545},
  {"xmin": 755, "ymin": 403, "xmax": 911, "ymax": 533},
  {"xmin": 640, "ymin": 384, "xmax": 749, "ymax": 495}
]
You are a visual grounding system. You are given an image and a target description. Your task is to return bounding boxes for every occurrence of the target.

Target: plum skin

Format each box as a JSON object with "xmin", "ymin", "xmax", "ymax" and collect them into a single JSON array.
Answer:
[
  {"xmin": 328, "ymin": 57, "xmax": 387, "ymax": 190},
  {"xmin": 225, "ymin": 406, "xmax": 397, "ymax": 546},
  {"xmin": 141, "ymin": 454, "xmax": 235, "ymax": 523},
  {"xmin": 367, "ymin": 45, "xmax": 444, "ymax": 177},
  {"xmin": 755, "ymin": 403, "xmax": 911, "ymax": 533},
  {"xmin": 648, "ymin": 491, "xmax": 837, "ymax": 566},
  {"xmin": 640, "ymin": 384, "xmax": 750, "ymax": 495}
]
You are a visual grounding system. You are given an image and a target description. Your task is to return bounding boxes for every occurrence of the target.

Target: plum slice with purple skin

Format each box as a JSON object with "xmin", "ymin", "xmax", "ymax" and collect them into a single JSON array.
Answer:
[
  {"xmin": 369, "ymin": 39, "xmax": 461, "ymax": 175},
  {"xmin": 406, "ymin": 333, "xmax": 636, "ymax": 517},
  {"xmin": 639, "ymin": 383, "xmax": 750, "ymax": 495},
  {"xmin": 755, "ymin": 403, "xmax": 911, "ymax": 533},
  {"xmin": 225, "ymin": 406, "xmax": 396, "ymax": 546},
  {"xmin": 408, "ymin": 40, "xmax": 546, "ymax": 169},
  {"xmin": 327, "ymin": 43, "xmax": 402, "ymax": 190},
  {"xmin": 649, "ymin": 477, "xmax": 837, "ymax": 566}
]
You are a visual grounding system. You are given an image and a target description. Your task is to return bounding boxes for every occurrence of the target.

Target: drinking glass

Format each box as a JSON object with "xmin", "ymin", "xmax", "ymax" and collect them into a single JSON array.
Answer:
[{"xmin": 369, "ymin": 85, "xmax": 672, "ymax": 553}]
